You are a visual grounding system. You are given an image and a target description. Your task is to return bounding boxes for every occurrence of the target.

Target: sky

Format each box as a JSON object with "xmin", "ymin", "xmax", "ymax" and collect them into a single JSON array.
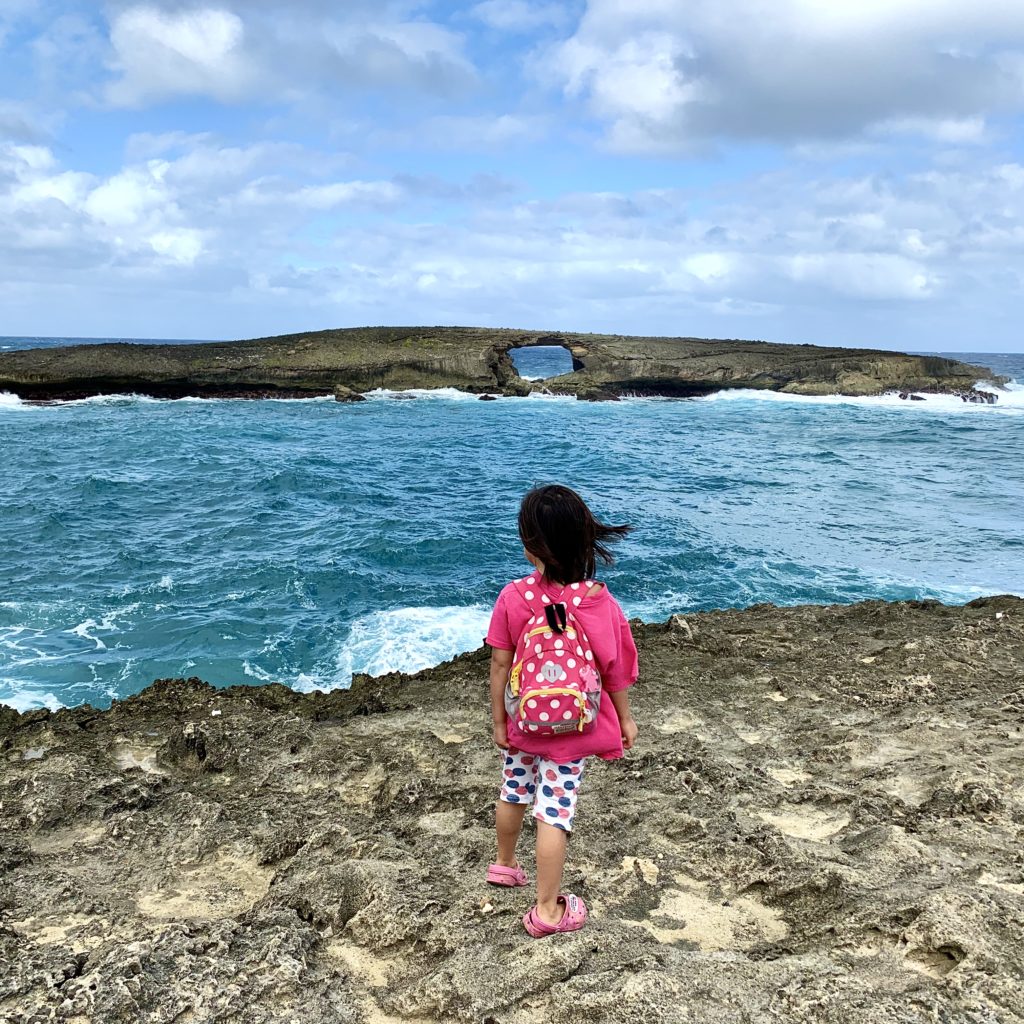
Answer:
[{"xmin": 1, "ymin": 1, "xmax": 1024, "ymax": 351}]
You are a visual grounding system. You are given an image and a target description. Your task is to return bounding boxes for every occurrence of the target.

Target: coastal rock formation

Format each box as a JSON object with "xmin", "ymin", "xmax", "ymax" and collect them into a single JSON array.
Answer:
[
  {"xmin": 0, "ymin": 327, "xmax": 1005, "ymax": 402},
  {"xmin": 2, "ymin": 596, "xmax": 1022, "ymax": 1023}
]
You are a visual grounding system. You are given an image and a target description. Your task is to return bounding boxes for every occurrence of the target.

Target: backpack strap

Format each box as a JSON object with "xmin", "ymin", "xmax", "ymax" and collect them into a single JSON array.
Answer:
[{"xmin": 512, "ymin": 577, "xmax": 575, "ymax": 634}]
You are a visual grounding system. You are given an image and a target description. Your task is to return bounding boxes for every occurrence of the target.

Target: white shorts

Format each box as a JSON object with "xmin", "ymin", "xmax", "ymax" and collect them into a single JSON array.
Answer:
[{"xmin": 498, "ymin": 749, "xmax": 585, "ymax": 832}]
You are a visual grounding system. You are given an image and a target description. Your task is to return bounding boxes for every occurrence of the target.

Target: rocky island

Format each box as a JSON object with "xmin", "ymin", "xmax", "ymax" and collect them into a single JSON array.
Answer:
[
  {"xmin": 2, "ymin": 596, "xmax": 1022, "ymax": 1023},
  {"xmin": 0, "ymin": 327, "xmax": 1006, "ymax": 402}
]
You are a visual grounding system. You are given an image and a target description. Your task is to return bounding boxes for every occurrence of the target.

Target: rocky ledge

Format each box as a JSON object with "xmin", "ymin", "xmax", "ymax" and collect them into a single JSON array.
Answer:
[
  {"xmin": 2, "ymin": 596, "xmax": 1023, "ymax": 1023},
  {"xmin": 0, "ymin": 327, "xmax": 1006, "ymax": 402}
]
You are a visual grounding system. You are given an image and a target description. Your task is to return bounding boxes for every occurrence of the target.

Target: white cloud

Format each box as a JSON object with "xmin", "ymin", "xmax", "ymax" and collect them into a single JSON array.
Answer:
[
  {"xmin": 546, "ymin": 0, "xmax": 1024, "ymax": 151},
  {"xmin": 106, "ymin": 6, "xmax": 253, "ymax": 106},
  {"xmin": 5, "ymin": 131, "xmax": 1024, "ymax": 347},
  {"xmin": 102, "ymin": 2, "xmax": 477, "ymax": 107}
]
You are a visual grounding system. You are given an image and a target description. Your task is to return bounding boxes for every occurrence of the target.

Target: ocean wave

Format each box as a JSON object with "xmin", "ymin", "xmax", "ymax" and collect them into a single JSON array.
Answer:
[
  {"xmin": 0, "ymin": 391, "xmax": 28, "ymax": 410},
  {"xmin": 695, "ymin": 381, "xmax": 1024, "ymax": 413},
  {"xmin": 0, "ymin": 684, "xmax": 64, "ymax": 713},
  {"xmin": 362, "ymin": 387, "xmax": 493, "ymax": 402},
  {"xmin": 293, "ymin": 603, "xmax": 491, "ymax": 693}
]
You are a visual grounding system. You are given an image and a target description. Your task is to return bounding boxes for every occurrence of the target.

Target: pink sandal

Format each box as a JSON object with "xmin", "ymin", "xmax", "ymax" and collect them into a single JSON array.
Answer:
[
  {"xmin": 522, "ymin": 893, "xmax": 588, "ymax": 937},
  {"xmin": 487, "ymin": 862, "xmax": 530, "ymax": 887}
]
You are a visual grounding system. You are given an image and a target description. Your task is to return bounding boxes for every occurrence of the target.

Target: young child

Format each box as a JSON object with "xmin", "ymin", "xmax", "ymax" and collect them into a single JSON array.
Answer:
[{"xmin": 485, "ymin": 484, "xmax": 639, "ymax": 937}]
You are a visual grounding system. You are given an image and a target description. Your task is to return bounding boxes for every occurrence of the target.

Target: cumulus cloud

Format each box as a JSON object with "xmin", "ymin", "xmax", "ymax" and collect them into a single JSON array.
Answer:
[
  {"xmin": 102, "ymin": 1, "xmax": 476, "ymax": 107},
  {"xmin": 546, "ymin": 0, "xmax": 1024, "ymax": 151},
  {"xmin": 105, "ymin": 6, "xmax": 255, "ymax": 105},
  {"xmin": 8, "ymin": 125, "xmax": 1024, "ymax": 345}
]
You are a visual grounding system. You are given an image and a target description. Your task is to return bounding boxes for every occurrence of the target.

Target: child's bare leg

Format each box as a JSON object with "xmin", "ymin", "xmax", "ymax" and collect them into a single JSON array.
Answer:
[
  {"xmin": 534, "ymin": 820, "xmax": 568, "ymax": 925},
  {"xmin": 495, "ymin": 800, "xmax": 528, "ymax": 867}
]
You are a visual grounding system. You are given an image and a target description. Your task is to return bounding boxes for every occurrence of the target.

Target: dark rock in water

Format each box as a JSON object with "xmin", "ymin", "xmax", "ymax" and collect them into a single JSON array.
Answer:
[
  {"xmin": 478, "ymin": 394, "xmax": 498, "ymax": 401},
  {"xmin": 2, "ymin": 598, "xmax": 1023, "ymax": 1022},
  {"xmin": 333, "ymin": 385, "xmax": 366, "ymax": 403},
  {"xmin": 957, "ymin": 388, "xmax": 999, "ymax": 405},
  {"xmin": 0, "ymin": 327, "xmax": 1007, "ymax": 403},
  {"xmin": 910, "ymin": 394, "xmax": 926, "ymax": 401}
]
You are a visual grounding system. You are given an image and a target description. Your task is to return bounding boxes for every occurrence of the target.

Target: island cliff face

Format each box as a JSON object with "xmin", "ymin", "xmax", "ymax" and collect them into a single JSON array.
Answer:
[
  {"xmin": 1, "ymin": 596, "xmax": 1022, "ymax": 1023},
  {"xmin": 0, "ymin": 327, "xmax": 1004, "ymax": 402}
]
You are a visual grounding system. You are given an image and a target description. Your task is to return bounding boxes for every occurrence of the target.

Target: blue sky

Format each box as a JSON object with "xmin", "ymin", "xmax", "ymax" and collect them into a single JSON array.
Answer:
[{"xmin": 2, "ymin": 1, "xmax": 1024, "ymax": 351}]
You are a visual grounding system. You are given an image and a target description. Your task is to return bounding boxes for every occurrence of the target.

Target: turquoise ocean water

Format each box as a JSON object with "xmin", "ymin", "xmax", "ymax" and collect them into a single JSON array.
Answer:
[{"xmin": 2, "ymin": 337, "xmax": 1022, "ymax": 712}]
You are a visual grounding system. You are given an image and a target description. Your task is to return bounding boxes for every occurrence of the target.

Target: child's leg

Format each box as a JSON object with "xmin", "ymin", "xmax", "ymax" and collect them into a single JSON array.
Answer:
[
  {"xmin": 495, "ymin": 801, "xmax": 528, "ymax": 867},
  {"xmin": 532, "ymin": 759, "xmax": 585, "ymax": 925},
  {"xmin": 535, "ymin": 820, "xmax": 568, "ymax": 921},
  {"xmin": 495, "ymin": 749, "xmax": 539, "ymax": 867}
]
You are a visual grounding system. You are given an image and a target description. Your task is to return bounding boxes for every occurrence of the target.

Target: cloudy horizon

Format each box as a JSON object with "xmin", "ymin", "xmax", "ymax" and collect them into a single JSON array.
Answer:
[{"xmin": 2, "ymin": 1, "xmax": 1024, "ymax": 352}]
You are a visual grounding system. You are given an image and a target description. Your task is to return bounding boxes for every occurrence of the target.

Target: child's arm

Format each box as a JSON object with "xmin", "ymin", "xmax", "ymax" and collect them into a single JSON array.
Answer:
[
  {"xmin": 489, "ymin": 647, "xmax": 514, "ymax": 748},
  {"xmin": 609, "ymin": 689, "xmax": 638, "ymax": 749}
]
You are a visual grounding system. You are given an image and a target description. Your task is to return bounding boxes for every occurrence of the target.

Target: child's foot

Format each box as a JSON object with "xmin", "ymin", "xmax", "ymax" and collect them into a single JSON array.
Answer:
[
  {"xmin": 486, "ymin": 862, "xmax": 529, "ymax": 887},
  {"xmin": 523, "ymin": 894, "xmax": 587, "ymax": 937}
]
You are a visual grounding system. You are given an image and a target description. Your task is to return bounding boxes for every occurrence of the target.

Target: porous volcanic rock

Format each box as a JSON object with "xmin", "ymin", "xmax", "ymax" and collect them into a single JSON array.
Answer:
[
  {"xmin": 0, "ymin": 327, "xmax": 1005, "ymax": 402},
  {"xmin": 1, "ymin": 596, "xmax": 1022, "ymax": 1023}
]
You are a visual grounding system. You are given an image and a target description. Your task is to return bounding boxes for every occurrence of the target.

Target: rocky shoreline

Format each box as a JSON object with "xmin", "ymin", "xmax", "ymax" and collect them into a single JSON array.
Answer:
[
  {"xmin": 0, "ymin": 327, "xmax": 1006, "ymax": 403},
  {"xmin": 2, "ymin": 595, "xmax": 1022, "ymax": 1023}
]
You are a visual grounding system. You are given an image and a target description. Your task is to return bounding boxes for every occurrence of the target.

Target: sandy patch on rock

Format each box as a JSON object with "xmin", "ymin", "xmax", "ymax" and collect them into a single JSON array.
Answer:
[
  {"xmin": 136, "ymin": 850, "xmax": 273, "ymax": 921},
  {"xmin": 326, "ymin": 939, "xmax": 393, "ymax": 987},
  {"xmin": 978, "ymin": 871, "xmax": 1024, "ymax": 895},
  {"xmin": 112, "ymin": 737, "xmax": 165, "ymax": 774},
  {"xmin": 12, "ymin": 913, "xmax": 105, "ymax": 952},
  {"xmin": 766, "ymin": 766, "xmax": 811, "ymax": 786},
  {"xmin": 620, "ymin": 856, "xmax": 660, "ymax": 884},
  {"xmin": 757, "ymin": 804, "xmax": 851, "ymax": 842},
  {"xmin": 655, "ymin": 711, "xmax": 703, "ymax": 735},
  {"xmin": 629, "ymin": 872, "xmax": 787, "ymax": 950}
]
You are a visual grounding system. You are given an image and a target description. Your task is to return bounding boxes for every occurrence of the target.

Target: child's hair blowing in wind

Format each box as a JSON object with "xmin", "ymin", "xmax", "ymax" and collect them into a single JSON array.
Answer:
[
  {"xmin": 485, "ymin": 484, "xmax": 638, "ymax": 937},
  {"xmin": 516, "ymin": 484, "xmax": 632, "ymax": 585}
]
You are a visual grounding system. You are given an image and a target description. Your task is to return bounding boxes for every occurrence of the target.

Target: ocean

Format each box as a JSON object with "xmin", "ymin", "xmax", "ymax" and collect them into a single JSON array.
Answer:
[{"xmin": 2, "ymin": 336, "xmax": 1022, "ymax": 712}]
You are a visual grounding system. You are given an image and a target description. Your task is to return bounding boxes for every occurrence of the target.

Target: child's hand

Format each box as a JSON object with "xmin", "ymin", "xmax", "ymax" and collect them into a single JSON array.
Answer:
[
  {"xmin": 621, "ymin": 715, "xmax": 639, "ymax": 750},
  {"xmin": 493, "ymin": 722, "xmax": 509, "ymax": 749}
]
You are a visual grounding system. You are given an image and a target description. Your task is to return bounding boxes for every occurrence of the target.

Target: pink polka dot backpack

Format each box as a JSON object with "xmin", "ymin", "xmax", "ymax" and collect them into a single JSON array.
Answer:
[{"xmin": 504, "ymin": 576, "xmax": 602, "ymax": 736}]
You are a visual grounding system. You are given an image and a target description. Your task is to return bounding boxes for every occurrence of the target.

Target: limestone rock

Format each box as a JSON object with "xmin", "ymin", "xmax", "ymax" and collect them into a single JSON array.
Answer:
[
  {"xmin": 1, "ymin": 597, "xmax": 1023, "ymax": 1022},
  {"xmin": 0, "ymin": 327, "xmax": 1005, "ymax": 402}
]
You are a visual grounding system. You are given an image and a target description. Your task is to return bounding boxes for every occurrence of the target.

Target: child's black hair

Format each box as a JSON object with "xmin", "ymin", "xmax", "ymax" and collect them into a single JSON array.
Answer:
[{"xmin": 517, "ymin": 484, "xmax": 632, "ymax": 585}]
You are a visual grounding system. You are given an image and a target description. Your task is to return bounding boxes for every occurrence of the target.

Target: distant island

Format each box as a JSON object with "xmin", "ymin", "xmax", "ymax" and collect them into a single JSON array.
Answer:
[{"xmin": 0, "ymin": 326, "xmax": 1006, "ymax": 402}]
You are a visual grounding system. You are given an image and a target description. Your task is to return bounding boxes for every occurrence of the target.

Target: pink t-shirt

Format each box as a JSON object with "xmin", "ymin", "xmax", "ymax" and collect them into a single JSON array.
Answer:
[{"xmin": 486, "ymin": 575, "xmax": 638, "ymax": 762}]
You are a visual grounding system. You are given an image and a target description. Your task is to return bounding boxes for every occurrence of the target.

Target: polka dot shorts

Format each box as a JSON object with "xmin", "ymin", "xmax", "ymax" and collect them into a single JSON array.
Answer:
[{"xmin": 498, "ymin": 749, "xmax": 585, "ymax": 832}]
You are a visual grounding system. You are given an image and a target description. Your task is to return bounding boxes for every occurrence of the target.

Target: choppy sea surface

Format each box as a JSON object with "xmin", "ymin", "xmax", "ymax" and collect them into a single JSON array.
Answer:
[{"xmin": 2, "ymin": 336, "xmax": 1022, "ymax": 712}]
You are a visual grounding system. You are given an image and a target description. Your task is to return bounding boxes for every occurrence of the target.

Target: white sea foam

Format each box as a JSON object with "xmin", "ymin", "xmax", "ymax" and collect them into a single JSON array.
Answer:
[
  {"xmin": 65, "ymin": 603, "xmax": 139, "ymax": 650},
  {"xmin": 695, "ymin": 380, "xmax": 1024, "ymax": 414},
  {"xmin": 58, "ymin": 393, "xmax": 166, "ymax": 406},
  {"xmin": 0, "ymin": 391, "xmax": 27, "ymax": 410},
  {"xmin": 0, "ymin": 685, "xmax": 64, "ymax": 713},
  {"xmin": 242, "ymin": 660, "xmax": 278, "ymax": 683},
  {"xmin": 362, "ymin": 387, "xmax": 489, "ymax": 402},
  {"xmin": 294, "ymin": 603, "xmax": 491, "ymax": 693},
  {"xmin": 523, "ymin": 390, "xmax": 578, "ymax": 402}
]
